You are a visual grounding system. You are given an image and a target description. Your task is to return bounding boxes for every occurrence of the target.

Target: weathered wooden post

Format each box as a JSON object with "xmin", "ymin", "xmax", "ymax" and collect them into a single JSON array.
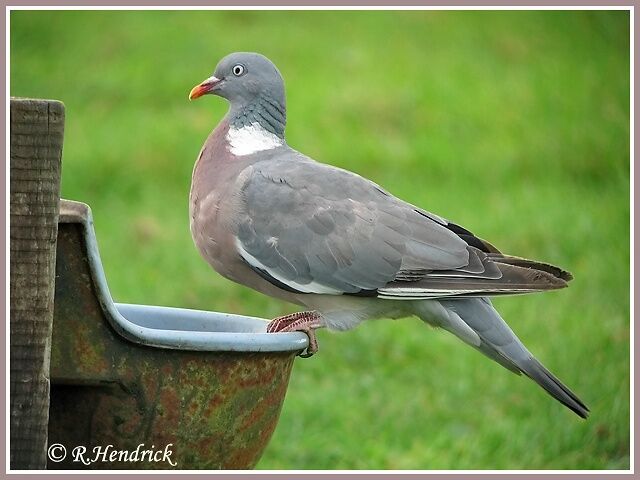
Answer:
[{"xmin": 10, "ymin": 98, "xmax": 64, "ymax": 469}]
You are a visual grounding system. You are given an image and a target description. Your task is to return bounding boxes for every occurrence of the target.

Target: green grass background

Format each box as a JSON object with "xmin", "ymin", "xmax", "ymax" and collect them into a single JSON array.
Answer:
[{"xmin": 10, "ymin": 10, "xmax": 630, "ymax": 470}]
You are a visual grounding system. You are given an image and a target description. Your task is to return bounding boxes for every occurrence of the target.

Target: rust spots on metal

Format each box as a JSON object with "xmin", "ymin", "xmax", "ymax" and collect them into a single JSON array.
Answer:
[{"xmin": 48, "ymin": 223, "xmax": 299, "ymax": 469}]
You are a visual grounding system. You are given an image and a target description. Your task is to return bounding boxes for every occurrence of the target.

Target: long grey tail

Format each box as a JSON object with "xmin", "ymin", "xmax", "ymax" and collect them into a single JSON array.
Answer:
[{"xmin": 415, "ymin": 297, "xmax": 589, "ymax": 418}]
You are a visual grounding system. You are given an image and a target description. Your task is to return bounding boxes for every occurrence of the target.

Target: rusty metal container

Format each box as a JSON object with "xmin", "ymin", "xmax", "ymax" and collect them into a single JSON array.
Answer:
[{"xmin": 47, "ymin": 200, "xmax": 308, "ymax": 470}]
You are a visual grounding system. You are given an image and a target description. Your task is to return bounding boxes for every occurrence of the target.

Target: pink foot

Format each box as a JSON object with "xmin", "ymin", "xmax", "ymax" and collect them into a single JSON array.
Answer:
[{"xmin": 266, "ymin": 311, "xmax": 323, "ymax": 358}]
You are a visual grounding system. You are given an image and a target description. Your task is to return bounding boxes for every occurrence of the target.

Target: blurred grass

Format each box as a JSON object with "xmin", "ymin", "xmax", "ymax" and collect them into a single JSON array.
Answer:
[{"xmin": 10, "ymin": 10, "xmax": 629, "ymax": 470}]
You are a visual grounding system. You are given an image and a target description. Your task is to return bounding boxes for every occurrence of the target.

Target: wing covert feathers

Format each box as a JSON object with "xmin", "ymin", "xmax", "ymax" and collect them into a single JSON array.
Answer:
[{"xmin": 236, "ymin": 156, "xmax": 572, "ymax": 299}]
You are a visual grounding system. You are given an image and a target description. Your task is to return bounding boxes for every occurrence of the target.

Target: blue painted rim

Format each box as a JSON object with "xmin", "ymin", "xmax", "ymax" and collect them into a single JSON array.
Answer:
[{"xmin": 59, "ymin": 200, "xmax": 309, "ymax": 353}]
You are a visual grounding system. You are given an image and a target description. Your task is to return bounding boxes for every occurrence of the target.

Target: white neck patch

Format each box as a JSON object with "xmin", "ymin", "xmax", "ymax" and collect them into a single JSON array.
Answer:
[{"xmin": 226, "ymin": 122, "xmax": 284, "ymax": 156}]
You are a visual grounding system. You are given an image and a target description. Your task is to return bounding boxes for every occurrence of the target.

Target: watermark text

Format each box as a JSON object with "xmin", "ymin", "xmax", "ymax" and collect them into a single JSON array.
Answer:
[{"xmin": 47, "ymin": 443, "xmax": 177, "ymax": 467}]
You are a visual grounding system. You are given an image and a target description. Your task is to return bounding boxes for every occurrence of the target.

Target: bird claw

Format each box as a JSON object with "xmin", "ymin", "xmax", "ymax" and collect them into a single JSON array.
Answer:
[
  {"xmin": 297, "ymin": 329, "xmax": 319, "ymax": 358},
  {"xmin": 266, "ymin": 311, "xmax": 322, "ymax": 358}
]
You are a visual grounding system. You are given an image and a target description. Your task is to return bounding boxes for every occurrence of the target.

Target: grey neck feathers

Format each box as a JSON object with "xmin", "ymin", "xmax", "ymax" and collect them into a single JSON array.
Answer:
[{"xmin": 229, "ymin": 94, "xmax": 286, "ymax": 139}]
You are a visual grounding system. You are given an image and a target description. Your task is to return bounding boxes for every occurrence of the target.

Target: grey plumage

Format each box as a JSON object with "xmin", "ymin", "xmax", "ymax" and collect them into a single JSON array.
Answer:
[
  {"xmin": 437, "ymin": 298, "xmax": 588, "ymax": 418},
  {"xmin": 189, "ymin": 52, "xmax": 588, "ymax": 418}
]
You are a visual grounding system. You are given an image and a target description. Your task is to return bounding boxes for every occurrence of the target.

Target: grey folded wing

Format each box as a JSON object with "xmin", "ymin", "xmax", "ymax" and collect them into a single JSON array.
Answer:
[{"xmin": 234, "ymin": 155, "xmax": 570, "ymax": 299}]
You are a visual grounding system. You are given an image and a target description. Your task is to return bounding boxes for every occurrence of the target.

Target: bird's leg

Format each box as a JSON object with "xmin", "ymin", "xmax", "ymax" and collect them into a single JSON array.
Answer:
[{"xmin": 266, "ymin": 311, "xmax": 323, "ymax": 358}]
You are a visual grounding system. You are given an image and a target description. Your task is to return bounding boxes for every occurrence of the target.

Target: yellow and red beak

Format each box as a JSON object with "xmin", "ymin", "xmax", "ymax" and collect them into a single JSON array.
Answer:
[{"xmin": 188, "ymin": 75, "xmax": 222, "ymax": 100}]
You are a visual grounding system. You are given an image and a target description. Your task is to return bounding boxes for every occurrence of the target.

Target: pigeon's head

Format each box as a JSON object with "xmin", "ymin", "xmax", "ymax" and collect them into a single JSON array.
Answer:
[{"xmin": 189, "ymin": 52, "xmax": 285, "ymax": 107}]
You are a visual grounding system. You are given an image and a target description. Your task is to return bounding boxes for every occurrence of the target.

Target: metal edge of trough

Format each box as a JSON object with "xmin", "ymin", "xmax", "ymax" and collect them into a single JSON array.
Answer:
[{"xmin": 58, "ymin": 199, "xmax": 309, "ymax": 354}]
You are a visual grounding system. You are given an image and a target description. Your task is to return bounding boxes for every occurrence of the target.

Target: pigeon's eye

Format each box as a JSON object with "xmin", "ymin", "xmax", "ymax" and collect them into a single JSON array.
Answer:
[{"xmin": 232, "ymin": 64, "xmax": 245, "ymax": 77}]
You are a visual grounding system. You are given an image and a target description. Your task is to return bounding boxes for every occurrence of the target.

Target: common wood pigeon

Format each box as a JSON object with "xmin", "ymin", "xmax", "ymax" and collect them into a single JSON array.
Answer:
[{"xmin": 188, "ymin": 52, "xmax": 588, "ymax": 418}]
